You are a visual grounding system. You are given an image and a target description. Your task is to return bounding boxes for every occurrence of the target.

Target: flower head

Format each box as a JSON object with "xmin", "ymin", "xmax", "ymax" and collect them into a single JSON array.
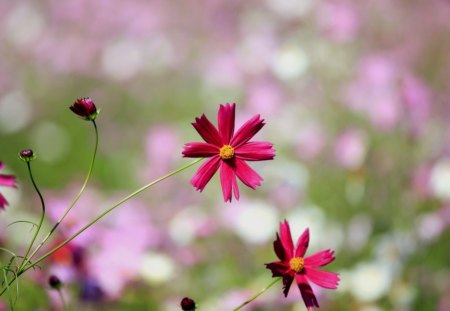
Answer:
[
  {"xmin": 182, "ymin": 103, "xmax": 275, "ymax": 202},
  {"xmin": 180, "ymin": 297, "xmax": 196, "ymax": 311},
  {"xmin": 18, "ymin": 149, "xmax": 36, "ymax": 162},
  {"xmin": 0, "ymin": 162, "xmax": 17, "ymax": 210},
  {"xmin": 70, "ymin": 97, "xmax": 99, "ymax": 121},
  {"xmin": 48, "ymin": 275, "xmax": 63, "ymax": 290},
  {"xmin": 265, "ymin": 220, "xmax": 339, "ymax": 310}
]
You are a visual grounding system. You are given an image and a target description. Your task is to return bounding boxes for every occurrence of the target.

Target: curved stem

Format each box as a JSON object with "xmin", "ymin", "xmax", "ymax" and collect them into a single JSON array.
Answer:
[
  {"xmin": 23, "ymin": 158, "xmax": 202, "ymax": 272},
  {"xmin": 231, "ymin": 278, "xmax": 281, "ymax": 311},
  {"xmin": 26, "ymin": 120, "xmax": 98, "ymax": 264},
  {"xmin": 17, "ymin": 161, "xmax": 46, "ymax": 272}
]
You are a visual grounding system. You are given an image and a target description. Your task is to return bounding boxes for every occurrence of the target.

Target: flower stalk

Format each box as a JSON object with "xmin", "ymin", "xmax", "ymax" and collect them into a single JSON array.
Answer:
[
  {"xmin": 17, "ymin": 160, "xmax": 46, "ymax": 272},
  {"xmin": 25, "ymin": 120, "xmax": 98, "ymax": 265},
  {"xmin": 231, "ymin": 278, "xmax": 281, "ymax": 311}
]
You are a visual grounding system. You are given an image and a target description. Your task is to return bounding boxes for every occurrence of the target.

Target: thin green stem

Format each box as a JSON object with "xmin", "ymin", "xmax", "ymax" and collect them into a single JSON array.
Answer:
[
  {"xmin": 231, "ymin": 278, "xmax": 281, "ymax": 311},
  {"xmin": 17, "ymin": 162, "xmax": 46, "ymax": 272},
  {"xmin": 23, "ymin": 158, "xmax": 202, "ymax": 272},
  {"xmin": 26, "ymin": 120, "xmax": 98, "ymax": 264}
]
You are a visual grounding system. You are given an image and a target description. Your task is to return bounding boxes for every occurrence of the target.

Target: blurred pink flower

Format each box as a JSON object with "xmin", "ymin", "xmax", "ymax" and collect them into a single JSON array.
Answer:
[
  {"xmin": 182, "ymin": 103, "xmax": 275, "ymax": 202},
  {"xmin": 265, "ymin": 220, "xmax": 339, "ymax": 310},
  {"xmin": 295, "ymin": 123, "xmax": 327, "ymax": 160},
  {"xmin": 0, "ymin": 161, "xmax": 16, "ymax": 210},
  {"xmin": 246, "ymin": 80, "xmax": 283, "ymax": 115},
  {"xmin": 343, "ymin": 55, "xmax": 401, "ymax": 131},
  {"xmin": 400, "ymin": 74, "xmax": 431, "ymax": 136},
  {"xmin": 316, "ymin": 1, "xmax": 359, "ymax": 42},
  {"xmin": 143, "ymin": 126, "xmax": 181, "ymax": 180},
  {"xmin": 334, "ymin": 129, "xmax": 367, "ymax": 170}
]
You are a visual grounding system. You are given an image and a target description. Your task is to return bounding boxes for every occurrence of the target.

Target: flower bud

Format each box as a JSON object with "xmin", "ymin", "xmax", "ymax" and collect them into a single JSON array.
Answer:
[
  {"xmin": 180, "ymin": 297, "xmax": 196, "ymax": 311},
  {"xmin": 70, "ymin": 97, "xmax": 99, "ymax": 121},
  {"xmin": 18, "ymin": 149, "xmax": 36, "ymax": 162},
  {"xmin": 48, "ymin": 275, "xmax": 62, "ymax": 290}
]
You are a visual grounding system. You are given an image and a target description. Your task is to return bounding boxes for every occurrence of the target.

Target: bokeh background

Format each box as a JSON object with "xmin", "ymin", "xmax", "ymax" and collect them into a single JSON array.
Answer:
[{"xmin": 1, "ymin": 0, "xmax": 450, "ymax": 310}]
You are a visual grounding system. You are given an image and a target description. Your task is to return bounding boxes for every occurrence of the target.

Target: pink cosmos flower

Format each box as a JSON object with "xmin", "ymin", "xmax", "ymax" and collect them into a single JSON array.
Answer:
[
  {"xmin": 0, "ymin": 162, "xmax": 16, "ymax": 210},
  {"xmin": 182, "ymin": 103, "xmax": 275, "ymax": 202},
  {"xmin": 265, "ymin": 220, "xmax": 339, "ymax": 310}
]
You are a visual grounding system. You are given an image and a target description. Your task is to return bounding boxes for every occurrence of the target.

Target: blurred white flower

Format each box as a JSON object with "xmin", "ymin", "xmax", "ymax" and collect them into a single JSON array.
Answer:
[
  {"xmin": 430, "ymin": 158, "xmax": 450, "ymax": 201},
  {"xmin": 101, "ymin": 39, "xmax": 144, "ymax": 80},
  {"xmin": 348, "ymin": 261, "xmax": 392, "ymax": 302},
  {"xmin": 266, "ymin": 0, "xmax": 313, "ymax": 19},
  {"xmin": 221, "ymin": 200, "xmax": 278, "ymax": 244},
  {"xmin": 140, "ymin": 252, "xmax": 175, "ymax": 284},
  {"xmin": 347, "ymin": 214, "xmax": 373, "ymax": 251},
  {"xmin": 272, "ymin": 45, "xmax": 309, "ymax": 80},
  {"xmin": 0, "ymin": 91, "xmax": 32, "ymax": 133},
  {"xmin": 5, "ymin": 3, "xmax": 45, "ymax": 48}
]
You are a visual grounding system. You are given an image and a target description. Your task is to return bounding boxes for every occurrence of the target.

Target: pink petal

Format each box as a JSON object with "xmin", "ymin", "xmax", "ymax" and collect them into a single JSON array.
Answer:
[
  {"xmin": 220, "ymin": 162, "xmax": 237, "ymax": 202},
  {"xmin": 234, "ymin": 158, "xmax": 263, "ymax": 190},
  {"xmin": 230, "ymin": 115, "xmax": 265, "ymax": 147},
  {"xmin": 274, "ymin": 233, "xmax": 287, "ymax": 261},
  {"xmin": 0, "ymin": 174, "xmax": 17, "ymax": 188},
  {"xmin": 0, "ymin": 162, "xmax": 4, "ymax": 170},
  {"xmin": 0, "ymin": 193, "xmax": 8, "ymax": 210},
  {"xmin": 192, "ymin": 114, "xmax": 222, "ymax": 146},
  {"xmin": 232, "ymin": 170, "xmax": 240, "ymax": 200},
  {"xmin": 304, "ymin": 249, "xmax": 335, "ymax": 268},
  {"xmin": 295, "ymin": 228, "xmax": 310, "ymax": 258},
  {"xmin": 304, "ymin": 268, "xmax": 340, "ymax": 289},
  {"xmin": 182, "ymin": 142, "xmax": 219, "ymax": 158},
  {"xmin": 235, "ymin": 141, "xmax": 275, "ymax": 161},
  {"xmin": 296, "ymin": 274, "xmax": 320, "ymax": 309},
  {"xmin": 191, "ymin": 156, "xmax": 221, "ymax": 191},
  {"xmin": 279, "ymin": 220, "xmax": 294, "ymax": 259},
  {"xmin": 218, "ymin": 103, "xmax": 235, "ymax": 145},
  {"xmin": 282, "ymin": 273, "xmax": 295, "ymax": 297},
  {"xmin": 265, "ymin": 261, "xmax": 290, "ymax": 278}
]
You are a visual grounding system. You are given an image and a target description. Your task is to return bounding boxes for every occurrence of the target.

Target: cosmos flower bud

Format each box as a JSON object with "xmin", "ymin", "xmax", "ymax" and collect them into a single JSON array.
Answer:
[
  {"xmin": 180, "ymin": 297, "xmax": 196, "ymax": 311},
  {"xmin": 48, "ymin": 275, "xmax": 63, "ymax": 290},
  {"xmin": 70, "ymin": 97, "xmax": 99, "ymax": 121},
  {"xmin": 18, "ymin": 149, "xmax": 36, "ymax": 162}
]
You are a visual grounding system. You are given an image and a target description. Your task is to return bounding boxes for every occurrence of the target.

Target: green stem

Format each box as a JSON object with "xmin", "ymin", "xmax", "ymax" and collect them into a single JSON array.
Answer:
[
  {"xmin": 17, "ymin": 161, "xmax": 46, "ymax": 272},
  {"xmin": 231, "ymin": 278, "xmax": 281, "ymax": 311},
  {"xmin": 26, "ymin": 120, "xmax": 98, "ymax": 264},
  {"xmin": 23, "ymin": 158, "xmax": 202, "ymax": 272}
]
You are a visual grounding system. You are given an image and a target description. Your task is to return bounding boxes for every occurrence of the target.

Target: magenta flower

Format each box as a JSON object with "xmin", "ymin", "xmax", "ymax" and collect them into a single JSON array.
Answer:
[
  {"xmin": 70, "ymin": 97, "xmax": 99, "ymax": 121},
  {"xmin": 265, "ymin": 220, "xmax": 339, "ymax": 310},
  {"xmin": 0, "ymin": 162, "xmax": 17, "ymax": 210},
  {"xmin": 182, "ymin": 103, "xmax": 275, "ymax": 202}
]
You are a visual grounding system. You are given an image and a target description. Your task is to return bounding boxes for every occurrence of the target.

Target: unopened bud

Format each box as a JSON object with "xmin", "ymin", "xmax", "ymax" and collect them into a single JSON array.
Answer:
[
  {"xmin": 18, "ymin": 149, "xmax": 36, "ymax": 162},
  {"xmin": 70, "ymin": 97, "xmax": 99, "ymax": 121},
  {"xmin": 48, "ymin": 275, "xmax": 62, "ymax": 290},
  {"xmin": 180, "ymin": 297, "xmax": 196, "ymax": 311}
]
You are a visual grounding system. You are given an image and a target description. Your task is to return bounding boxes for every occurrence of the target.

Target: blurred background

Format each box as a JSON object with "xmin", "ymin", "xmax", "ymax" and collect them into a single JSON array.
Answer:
[{"xmin": 0, "ymin": 0, "xmax": 450, "ymax": 310}]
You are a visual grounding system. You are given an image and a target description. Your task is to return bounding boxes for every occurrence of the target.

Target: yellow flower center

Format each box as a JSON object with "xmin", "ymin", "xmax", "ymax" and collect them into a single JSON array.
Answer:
[
  {"xmin": 289, "ymin": 257, "xmax": 304, "ymax": 273},
  {"xmin": 219, "ymin": 145, "xmax": 235, "ymax": 160}
]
